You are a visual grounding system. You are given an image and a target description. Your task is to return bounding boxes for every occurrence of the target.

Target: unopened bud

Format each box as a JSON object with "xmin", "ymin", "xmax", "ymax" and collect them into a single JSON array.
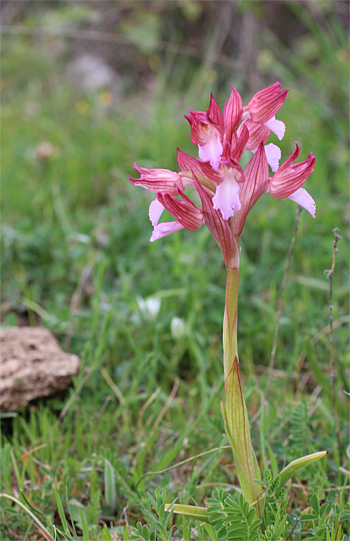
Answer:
[
  {"xmin": 171, "ymin": 317, "xmax": 185, "ymax": 340},
  {"xmin": 136, "ymin": 296, "xmax": 161, "ymax": 322}
]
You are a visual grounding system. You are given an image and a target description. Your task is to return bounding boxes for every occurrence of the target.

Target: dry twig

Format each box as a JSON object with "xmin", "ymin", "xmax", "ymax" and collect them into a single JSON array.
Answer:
[{"xmin": 325, "ymin": 227, "xmax": 342, "ymax": 456}]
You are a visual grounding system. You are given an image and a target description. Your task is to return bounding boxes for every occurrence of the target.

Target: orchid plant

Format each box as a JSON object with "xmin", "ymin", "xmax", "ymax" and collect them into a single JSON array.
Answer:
[{"xmin": 129, "ymin": 83, "xmax": 326, "ymax": 519}]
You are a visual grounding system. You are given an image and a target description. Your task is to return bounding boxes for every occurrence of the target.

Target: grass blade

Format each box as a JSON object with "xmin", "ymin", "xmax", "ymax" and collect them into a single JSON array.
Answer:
[
  {"xmin": 78, "ymin": 508, "xmax": 91, "ymax": 540},
  {"xmin": 53, "ymin": 526, "xmax": 78, "ymax": 541},
  {"xmin": 20, "ymin": 489, "xmax": 49, "ymax": 521},
  {"xmin": 66, "ymin": 486, "xmax": 78, "ymax": 539},
  {"xmin": 0, "ymin": 493, "xmax": 54, "ymax": 540},
  {"xmin": 55, "ymin": 479, "xmax": 70, "ymax": 535}
]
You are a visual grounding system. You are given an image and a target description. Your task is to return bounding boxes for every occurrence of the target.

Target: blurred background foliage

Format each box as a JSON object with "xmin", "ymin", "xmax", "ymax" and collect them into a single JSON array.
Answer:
[{"xmin": 1, "ymin": 0, "xmax": 349, "ymax": 538}]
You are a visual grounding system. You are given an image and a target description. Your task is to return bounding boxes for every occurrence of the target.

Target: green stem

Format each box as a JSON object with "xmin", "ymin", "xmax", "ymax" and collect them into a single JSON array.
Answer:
[
  {"xmin": 223, "ymin": 267, "xmax": 240, "ymax": 380},
  {"xmin": 222, "ymin": 243, "xmax": 263, "ymax": 514}
]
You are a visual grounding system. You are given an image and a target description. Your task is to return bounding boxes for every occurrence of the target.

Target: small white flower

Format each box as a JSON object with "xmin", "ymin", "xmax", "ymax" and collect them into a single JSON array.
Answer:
[
  {"xmin": 136, "ymin": 295, "xmax": 161, "ymax": 322},
  {"xmin": 170, "ymin": 316, "xmax": 185, "ymax": 340}
]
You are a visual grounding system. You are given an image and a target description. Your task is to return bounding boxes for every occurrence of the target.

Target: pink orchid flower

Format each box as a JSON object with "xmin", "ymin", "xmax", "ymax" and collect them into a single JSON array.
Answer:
[{"xmin": 129, "ymin": 82, "xmax": 316, "ymax": 260}]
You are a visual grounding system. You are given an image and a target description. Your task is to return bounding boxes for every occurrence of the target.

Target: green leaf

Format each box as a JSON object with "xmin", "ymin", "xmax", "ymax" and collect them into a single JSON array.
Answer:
[
  {"xmin": 54, "ymin": 479, "xmax": 70, "ymax": 535},
  {"xmin": 183, "ymin": 516, "xmax": 190, "ymax": 541},
  {"xmin": 300, "ymin": 514, "xmax": 318, "ymax": 521},
  {"xmin": 276, "ymin": 451, "xmax": 327, "ymax": 487},
  {"xmin": 209, "ymin": 512, "xmax": 225, "ymax": 523},
  {"xmin": 275, "ymin": 515, "xmax": 288, "ymax": 539},
  {"xmin": 78, "ymin": 508, "xmax": 90, "ymax": 541},
  {"xmin": 203, "ymin": 524, "xmax": 217, "ymax": 541},
  {"xmin": 123, "ymin": 525, "xmax": 128, "ymax": 541},
  {"xmin": 104, "ymin": 458, "xmax": 117, "ymax": 512},
  {"xmin": 266, "ymin": 445, "xmax": 278, "ymax": 479},
  {"xmin": 320, "ymin": 502, "xmax": 329, "ymax": 516},
  {"xmin": 142, "ymin": 525, "xmax": 150, "ymax": 541},
  {"xmin": 101, "ymin": 525, "xmax": 113, "ymax": 541},
  {"xmin": 164, "ymin": 503, "xmax": 209, "ymax": 523},
  {"xmin": 310, "ymin": 493, "xmax": 320, "ymax": 515},
  {"xmin": 152, "ymin": 445, "xmax": 182, "ymax": 471},
  {"xmin": 221, "ymin": 358, "xmax": 262, "ymax": 512}
]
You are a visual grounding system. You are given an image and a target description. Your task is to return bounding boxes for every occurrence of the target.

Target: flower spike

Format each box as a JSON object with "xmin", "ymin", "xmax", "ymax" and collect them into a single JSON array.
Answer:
[{"xmin": 130, "ymin": 82, "xmax": 319, "ymax": 513}]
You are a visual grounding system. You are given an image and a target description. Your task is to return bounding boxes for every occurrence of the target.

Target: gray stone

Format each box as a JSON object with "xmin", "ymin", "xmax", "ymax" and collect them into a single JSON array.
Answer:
[{"xmin": 0, "ymin": 327, "xmax": 80, "ymax": 412}]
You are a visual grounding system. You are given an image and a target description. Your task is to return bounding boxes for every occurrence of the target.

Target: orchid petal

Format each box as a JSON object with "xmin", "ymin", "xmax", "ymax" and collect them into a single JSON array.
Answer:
[
  {"xmin": 150, "ymin": 221, "xmax": 184, "ymax": 242},
  {"xmin": 207, "ymin": 93, "xmax": 224, "ymax": 136},
  {"xmin": 288, "ymin": 187, "xmax": 316, "ymax": 218},
  {"xmin": 270, "ymin": 144, "xmax": 316, "ymax": 198},
  {"xmin": 231, "ymin": 123, "xmax": 249, "ymax": 161},
  {"xmin": 177, "ymin": 148, "xmax": 203, "ymax": 176},
  {"xmin": 129, "ymin": 164, "xmax": 183, "ymax": 195},
  {"xmin": 185, "ymin": 111, "xmax": 207, "ymax": 145},
  {"xmin": 264, "ymin": 143, "xmax": 281, "ymax": 172},
  {"xmin": 157, "ymin": 192, "xmax": 203, "ymax": 231},
  {"xmin": 264, "ymin": 116, "xmax": 286, "ymax": 140},
  {"xmin": 198, "ymin": 136, "xmax": 223, "ymax": 171},
  {"xmin": 224, "ymin": 84, "xmax": 243, "ymax": 143},
  {"xmin": 176, "ymin": 148, "xmax": 221, "ymax": 186},
  {"xmin": 213, "ymin": 172, "xmax": 241, "ymax": 220},
  {"xmin": 240, "ymin": 120, "xmax": 270, "ymax": 150},
  {"xmin": 149, "ymin": 198, "xmax": 165, "ymax": 226},
  {"xmin": 248, "ymin": 82, "xmax": 289, "ymax": 123},
  {"xmin": 251, "ymin": 143, "xmax": 281, "ymax": 173},
  {"xmin": 231, "ymin": 143, "xmax": 269, "ymax": 236},
  {"xmin": 276, "ymin": 142, "xmax": 300, "ymax": 173}
]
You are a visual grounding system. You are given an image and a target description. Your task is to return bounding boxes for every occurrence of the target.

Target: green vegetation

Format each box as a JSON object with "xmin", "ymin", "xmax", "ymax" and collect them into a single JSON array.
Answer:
[{"xmin": 1, "ymin": 1, "xmax": 349, "ymax": 539}]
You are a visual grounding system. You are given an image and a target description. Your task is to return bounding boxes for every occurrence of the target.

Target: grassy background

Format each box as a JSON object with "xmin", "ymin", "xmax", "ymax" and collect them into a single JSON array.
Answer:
[{"xmin": 1, "ymin": 1, "xmax": 349, "ymax": 539}]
